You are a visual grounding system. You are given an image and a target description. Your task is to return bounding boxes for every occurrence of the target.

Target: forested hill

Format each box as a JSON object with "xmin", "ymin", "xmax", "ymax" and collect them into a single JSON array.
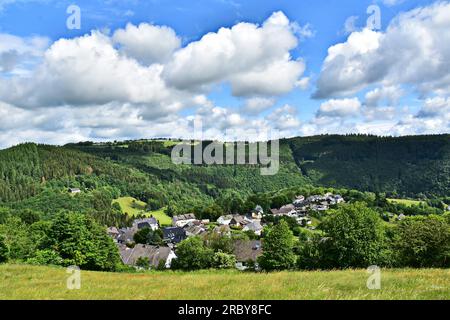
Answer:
[
  {"xmin": 286, "ymin": 134, "xmax": 450, "ymax": 197},
  {"xmin": 0, "ymin": 134, "xmax": 449, "ymax": 209},
  {"xmin": 0, "ymin": 141, "xmax": 308, "ymax": 212}
]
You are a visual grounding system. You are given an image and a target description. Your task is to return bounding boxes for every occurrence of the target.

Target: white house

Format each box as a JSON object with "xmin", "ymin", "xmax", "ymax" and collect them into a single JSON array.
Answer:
[
  {"xmin": 217, "ymin": 214, "xmax": 233, "ymax": 225},
  {"xmin": 172, "ymin": 213, "xmax": 197, "ymax": 228}
]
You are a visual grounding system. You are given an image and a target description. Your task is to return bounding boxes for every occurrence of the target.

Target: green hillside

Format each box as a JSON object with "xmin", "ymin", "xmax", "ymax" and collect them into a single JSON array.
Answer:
[
  {"xmin": 287, "ymin": 134, "xmax": 450, "ymax": 197},
  {"xmin": 1, "ymin": 134, "xmax": 450, "ymax": 217}
]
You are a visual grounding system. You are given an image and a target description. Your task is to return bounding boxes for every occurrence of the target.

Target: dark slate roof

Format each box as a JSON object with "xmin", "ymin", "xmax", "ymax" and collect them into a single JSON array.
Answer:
[
  {"xmin": 133, "ymin": 217, "xmax": 158, "ymax": 229},
  {"xmin": 117, "ymin": 227, "xmax": 137, "ymax": 243},
  {"xmin": 118, "ymin": 244, "xmax": 172, "ymax": 267},
  {"xmin": 233, "ymin": 240, "xmax": 263, "ymax": 262},
  {"xmin": 163, "ymin": 227, "xmax": 187, "ymax": 244}
]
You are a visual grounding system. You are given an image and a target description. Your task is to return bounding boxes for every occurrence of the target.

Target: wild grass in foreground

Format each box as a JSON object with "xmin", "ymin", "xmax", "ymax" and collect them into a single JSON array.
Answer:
[{"xmin": 0, "ymin": 264, "xmax": 448, "ymax": 300}]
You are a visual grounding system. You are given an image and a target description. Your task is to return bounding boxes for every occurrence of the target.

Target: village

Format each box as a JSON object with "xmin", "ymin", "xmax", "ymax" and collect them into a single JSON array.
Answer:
[{"xmin": 106, "ymin": 193, "xmax": 345, "ymax": 270}]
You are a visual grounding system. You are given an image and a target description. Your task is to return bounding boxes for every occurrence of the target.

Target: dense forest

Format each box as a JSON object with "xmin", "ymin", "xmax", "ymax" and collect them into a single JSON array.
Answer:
[{"xmin": 287, "ymin": 134, "xmax": 450, "ymax": 197}]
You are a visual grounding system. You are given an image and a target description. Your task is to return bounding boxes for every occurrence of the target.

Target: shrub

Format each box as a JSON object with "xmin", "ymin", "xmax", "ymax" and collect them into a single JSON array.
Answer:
[
  {"xmin": 171, "ymin": 237, "xmax": 214, "ymax": 270},
  {"xmin": 26, "ymin": 249, "xmax": 63, "ymax": 266},
  {"xmin": 136, "ymin": 257, "xmax": 150, "ymax": 269},
  {"xmin": 212, "ymin": 251, "xmax": 236, "ymax": 269}
]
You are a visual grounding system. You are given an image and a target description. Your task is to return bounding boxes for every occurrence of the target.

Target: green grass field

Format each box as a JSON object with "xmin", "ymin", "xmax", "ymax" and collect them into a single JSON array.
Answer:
[
  {"xmin": 0, "ymin": 265, "xmax": 448, "ymax": 300},
  {"xmin": 112, "ymin": 196, "xmax": 172, "ymax": 225},
  {"xmin": 387, "ymin": 198, "xmax": 425, "ymax": 207}
]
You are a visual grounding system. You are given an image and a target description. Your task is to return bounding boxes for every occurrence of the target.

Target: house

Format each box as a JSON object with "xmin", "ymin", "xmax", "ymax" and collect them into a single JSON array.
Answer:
[
  {"xmin": 185, "ymin": 225, "xmax": 207, "ymax": 237},
  {"xmin": 118, "ymin": 244, "xmax": 176, "ymax": 269},
  {"xmin": 270, "ymin": 204, "xmax": 296, "ymax": 216},
  {"xmin": 106, "ymin": 227, "xmax": 120, "ymax": 240},
  {"xmin": 68, "ymin": 188, "xmax": 81, "ymax": 194},
  {"xmin": 397, "ymin": 214, "xmax": 406, "ymax": 221},
  {"xmin": 229, "ymin": 215, "xmax": 252, "ymax": 228},
  {"xmin": 132, "ymin": 217, "xmax": 159, "ymax": 231},
  {"xmin": 163, "ymin": 227, "xmax": 187, "ymax": 244},
  {"xmin": 250, "ymin": 205, "xmax": 264, "ymax": 219},
  {"xmin": 335, "ymin": 195, "xmax": 345, "ymax": 203},
  {"xmin": 172, "ymin": 213, "xmax": 197, "ymax": 227},
  {"xmin": 117, "ymin": 227, "xmax": 137, "ymax": 244},
  {"xmin": 233, "ymin": 240, "xmax": 263, "ymax": 270},
  {"xmin": 293, "ymin": 195, "xmax": 305, "ymax": 206},
  {"xmin": 184, "ymin": 222, "xmax": 207, "ymax": 237},
  {"xmin": 242, "ymin": 221, "xmax": 263, "ymax": 236},
  {"xmin": 311, "ymin": 204, "xmax": 328, "ymax": 211},
  {"xmin": 213, "ymin": 225, "xmax": 231, "ymax": 236},
  {"xmin": 217, "ymin": 214, "xmax": 233, "ymax": 225},
  {"xmin": 296, "ymin": 216, "xmax": 312, "ymax": 227}
]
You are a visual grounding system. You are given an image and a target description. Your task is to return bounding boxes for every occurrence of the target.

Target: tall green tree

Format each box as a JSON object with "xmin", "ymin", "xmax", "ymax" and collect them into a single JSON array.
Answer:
[
  {"xmin": 394, "ymin": 215, "xmax": 450, "ymax": 267},
  {"xmin": 46, "ymin": 212, "xmax": 122, "ymax": 271},
  {"xmin": 258, "ymin": 220, "xmax": 296, "ymax": 271},
  {"xmin": 317, "ymin": 202, "xmax": 388, "ymax": 268}
]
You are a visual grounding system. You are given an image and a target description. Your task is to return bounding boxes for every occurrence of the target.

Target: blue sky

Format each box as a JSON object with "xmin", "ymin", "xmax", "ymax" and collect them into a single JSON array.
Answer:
[{"xmin": 0, "ymin": 0, "xmax": 448, "ymax": 147}]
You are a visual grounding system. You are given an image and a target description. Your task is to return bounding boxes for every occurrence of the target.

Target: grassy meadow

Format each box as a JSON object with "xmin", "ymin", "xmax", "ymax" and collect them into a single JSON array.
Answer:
[
  {"xmin": 112, "ymin": 196, "xmax": 172, "ymax": 225},
  {"xmin": 1, "ymin": 264, "xmax": 448, "ymax": 300},
  {"xmin": 387, "ymin": 198, "xmax": 425, "ymax": 207}
]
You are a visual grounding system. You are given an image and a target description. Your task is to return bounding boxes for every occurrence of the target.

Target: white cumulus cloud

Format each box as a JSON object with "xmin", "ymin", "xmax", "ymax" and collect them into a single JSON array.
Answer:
[{"xmin": 315, "ymin": 2, "xmax": 450, "ymax": 98}]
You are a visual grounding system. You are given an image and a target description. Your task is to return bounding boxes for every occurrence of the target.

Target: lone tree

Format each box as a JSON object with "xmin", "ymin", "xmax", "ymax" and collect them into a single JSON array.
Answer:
[{"xmin": 258, "ymin": 220, "xmax": 296, "ymax": 271}]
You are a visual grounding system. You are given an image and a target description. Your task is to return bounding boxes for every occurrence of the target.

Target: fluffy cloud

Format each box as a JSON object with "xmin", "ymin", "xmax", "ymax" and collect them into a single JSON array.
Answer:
[
  {"xmin": 241, "ymin": 97, "xmax": 275, "ymax": 115},
  {"xmin": 162, "ymin": 11, "xmax": 305, "ymax": 96},
  {"xmin": 0, "ymin": 33, "xmax": 49, "ymax": 73},
  {"xmin": 316, "ymin": 98, "xmax": 361, "ymax": 118},
  {"xmin": 0, "ymin": 31, "xmax": 189, "ymax": 114},
  {"xmin": 417, "ymin": 96, "xmax": 450, "ymax": 118},
  {"xmin": 113, "ymin": 23, "xmax": 181, "ymax": 65},
  {"xmin": 266, "ymin": 104, "xmax": 301, "ymax": 130},
  {"xmin": 0, "ymin": 10, "xmax": 312, "ymax": 148},
  {"xmin": 0, "ymin": 11, "xmax": 306, "ymax": 113},
  {"xmin": 315, "ymin": 2, "xmax": 450, "ymax": 98},
  {"xmin": 364, "ymin": 86, "xmax": 403, "ymax": 107}
]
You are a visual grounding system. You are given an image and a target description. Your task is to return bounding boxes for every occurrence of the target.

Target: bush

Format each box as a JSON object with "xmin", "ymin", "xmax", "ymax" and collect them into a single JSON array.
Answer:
[
  {"xmin": 212, "ymin": 251, "xmax": 236, "ymax": 269},
  {"xmin": 171, "ymin": 237, "xmax": 214, "ymax": 270},
  {"xmin": 26, "ymin": 249, "xmax": 63, "ymax": 266},
  {"xmin": 136, "ymin": 256, "xmax": 150, "ymax": 269}
]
